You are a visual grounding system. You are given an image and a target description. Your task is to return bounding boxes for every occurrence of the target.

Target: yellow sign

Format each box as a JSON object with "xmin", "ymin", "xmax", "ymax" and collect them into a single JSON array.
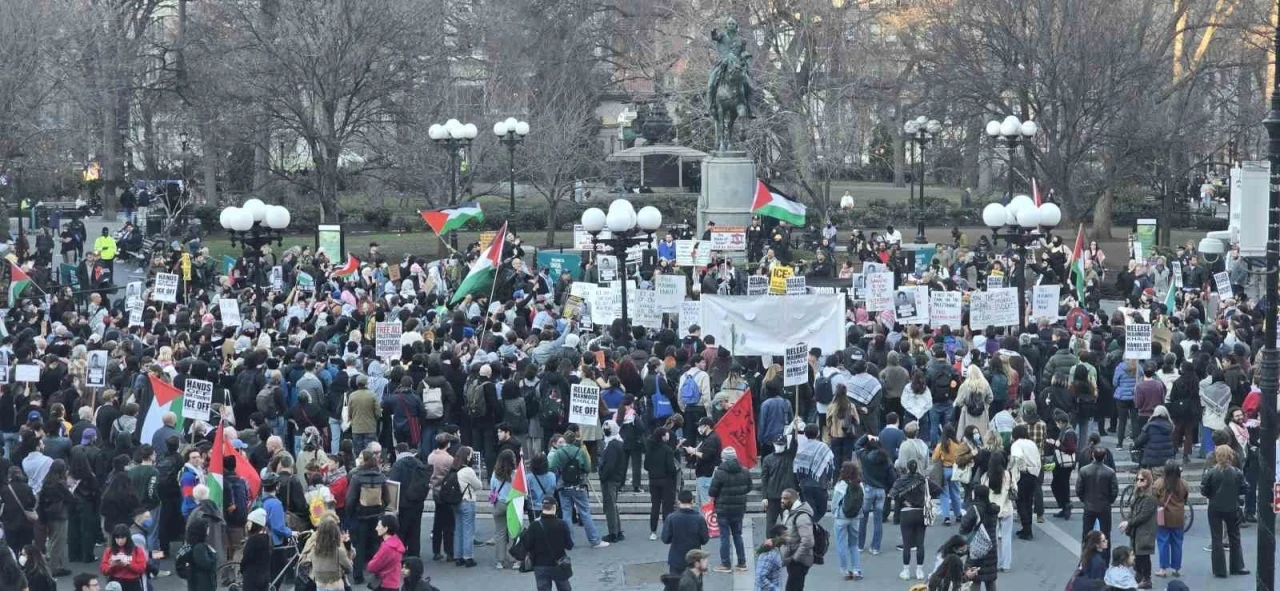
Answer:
[
  {"xmin": 479, "ymin": 231, "xmax": 497, "ymax": 251},
  {"xmin": 180, "ymin": 253, "xmax": 192, "ymax": 282},
  {"xmin": 769, "ymin": 266, "xmax": 794, "ymax": 295}
]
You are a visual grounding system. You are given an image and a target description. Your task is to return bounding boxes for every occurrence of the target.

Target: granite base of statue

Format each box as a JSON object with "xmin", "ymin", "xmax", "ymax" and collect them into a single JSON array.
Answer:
[{"xmin": 698, "ymin": 152, "xmax": 755, "ymax": 255}]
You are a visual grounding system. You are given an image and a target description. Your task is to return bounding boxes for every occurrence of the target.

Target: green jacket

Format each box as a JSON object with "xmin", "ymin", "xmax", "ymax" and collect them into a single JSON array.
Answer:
[{"xmin": 548, "ymin": 444, "xmax": 592, "ymax": 473}]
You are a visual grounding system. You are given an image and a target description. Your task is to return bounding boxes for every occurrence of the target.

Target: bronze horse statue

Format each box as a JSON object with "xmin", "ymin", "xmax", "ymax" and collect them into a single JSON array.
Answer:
[{"xmin": 711, "ymin": 54, "xmax": 747, "ymax": 154}]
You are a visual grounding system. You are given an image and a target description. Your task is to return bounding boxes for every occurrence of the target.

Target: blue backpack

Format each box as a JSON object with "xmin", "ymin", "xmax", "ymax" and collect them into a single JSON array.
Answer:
[
  {"xmin": 679, "ymin": 371, "xmax": 703, "ymax": 406},
  {"xmin": 652, "ymin": 393, "xmax": 674, "ymax": 420}
]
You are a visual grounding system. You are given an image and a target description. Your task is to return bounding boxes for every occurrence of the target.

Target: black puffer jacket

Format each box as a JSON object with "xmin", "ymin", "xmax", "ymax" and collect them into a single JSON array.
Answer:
[
  {"xmin": 1135, "ymin": 417, "xmax": 1175, "ymax": 468},
  {"xmin": 961, "ymin": 501, "xmax": 999, "ymax": 582},
  {"xmin": 644, "ymin": 440, "xmax": 679, "ymax": 484},
  {"xmin": 708, "ymin": 458, "xmax": 752, "ymax": 514}
]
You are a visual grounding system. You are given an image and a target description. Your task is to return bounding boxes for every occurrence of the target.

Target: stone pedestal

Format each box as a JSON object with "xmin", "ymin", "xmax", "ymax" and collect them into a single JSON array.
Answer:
[{"xmin": 698, "ymin": 153, "xmax": 756, "ymax": 238}]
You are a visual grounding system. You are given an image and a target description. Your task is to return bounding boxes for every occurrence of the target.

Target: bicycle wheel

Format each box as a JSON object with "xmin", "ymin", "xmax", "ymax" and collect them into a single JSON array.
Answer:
[
  {"xmin": 217, "ymin": 561, "xmax": 242, "ymax": 591},
  {"xmin": 1183, "ymin": 503, "xmax": 1195, "ymax": 533},
  {"xmin": 1118, "ymin": 485, "xmax": 1134, "ymax": 520}
]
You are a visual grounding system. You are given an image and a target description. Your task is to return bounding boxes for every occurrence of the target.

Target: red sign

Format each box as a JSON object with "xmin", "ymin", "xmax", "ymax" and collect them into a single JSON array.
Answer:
[
  {"xmin": 1272, "ymin": 482, "xmax": 1280, "ymax": 514},
  {"xmin": 1066, "ymin": 307, "xmax": 1091, "ymax": 336},
  {"xmin": 702, "ymin": 500, "xmax": 720, "ymax": 538}
]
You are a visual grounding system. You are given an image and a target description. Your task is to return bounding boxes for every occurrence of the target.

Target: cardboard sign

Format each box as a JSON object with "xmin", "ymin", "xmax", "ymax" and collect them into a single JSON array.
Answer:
[
  {"xmin": 866, "ymin": 272, "xmax": 895, "ymax": 311},
  {"xmin": 86, "ymin": 350, "xmax": 109, "ymax": 388},
  {"xmin": 1125, "ymin": 322, "xmax": 1153, "ymax": 360},
  {"xmin": 15, "ymin": 364, "xmax": 39, "ymax": 383},
  {"xmin": 747, "ymin": 275, "xmax": 769, "ymax": 296},
  {"xmin": 568, "ymin": 383, "xmax": 601, "ymax": 426},
  {"xmin": 784, "ymin": 342, "xmax": 808, "ymax": 387},
  {"xmin": 219, "ymin": 298, "xmax": 242, "ymax": 327},
  {"xmin": 769, "ymin": 266, "xmax": 794, "ymax": 295},
  {"xmin": 679, "ymin": 300, "xmax": 701, "ymax": 336},
  {"xmin": 970, "ymin": 287, "xmax": 1019, "ymax": 328},
  {"xmin": 1214, "ymin": 271, "xmax": 1233, "ymax": 298},
  {"xmin": 128, "ymin": 298, "xmax": 144, "ymax": 327},
  {"xmin": 676, "ymin": 240, "xmax": 713, "ymax": 267},
  {"xmin": 152, "ymin": 273, "xmax": 179, "ymax": 303},
  {"xmin": 656, "ymin": 275, "xmax": 686, "ymax": 312},
  {"xmin": 785, "ymin": 276, "xmax": 807, "ymax": 295},
  {"xmin": 709, "ymin": 226, "xmax": 747, "ymax": 251},
  {"xmin": 1032, "ymin": 285, "xmax": 1061, "ymax": 323},
  {"xmin": 634, "ymin": 289, "xmax": 662, "ymax": 329},
  {"xmin": 930, "ymin": 291, "xmax": 963, "ymax": 328},
  {"xmin": 296, "ymin": 271, "xmax": 315, "ymax": 293},
  {"xmin": 182, "ymin": 378, "xmax": 214, "ymax": 422},
  {"xmin": 376, "ymin": 322, "xmax": 403, "ymax": 360}
]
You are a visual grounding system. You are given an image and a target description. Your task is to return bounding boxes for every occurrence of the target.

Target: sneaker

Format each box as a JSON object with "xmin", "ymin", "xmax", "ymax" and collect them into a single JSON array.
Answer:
[
  {"xmin": 592, "ymin": 541, "xmax": 611, "ymax": 549},
  {"xmin": 851, "ymin": 571, "xmax": 864, "ymax": 581},
  {"xmin": 916, "ymin": 566, "xmax": 926, "ymax": 580},
  {"xmin": 1171, "ymin": 570, "xmax": 1181, "ymax": 578},
  {"xmin": 650, "ymin": 532, "xmax": 658, "ymax": 541},
  {"xmin": 433, "ymin": 554, "xmax": 445, "ymax": 561},
  {"xmin": 844, "ymin": 573, "xmax": 855, "ymax": 581},
  {"xmin": 943, "ymin": 517, "xmax": 952, "ymax": 526},
  {"xmin": 736, "ymin": 565, "xmax": 749, "ymax": 573},
  {"xmin": 899, "ymin": 567, "xmax": 912, "ymax": 580},
  {"xmin": 896, "ymin": 544, "xmax": 905, "ymax": 551},
  {"xmin": 464, "ymin": 559, "xmax": 478, "ymax": 568},
  {"xmin": 1037, "ymin": 515, "xmax": 1045, "ymax": 524},
  {"xmin": 617, "ymin": 532, "xmax": 627, "ymax": 541},
  {"xmin": 495, "ymin": 564, "xmax": 505, "ymax": 570},
  {"xmin": 602, "ymin": 534, "xmax": 617, "ymax": 543},
  {"xmin": 870, "ymin": 549, "xmax": 882, "ymax": 556},
  {"xmin": 714, "ymin": 566, "xmax": 733, "ymax": 573}
]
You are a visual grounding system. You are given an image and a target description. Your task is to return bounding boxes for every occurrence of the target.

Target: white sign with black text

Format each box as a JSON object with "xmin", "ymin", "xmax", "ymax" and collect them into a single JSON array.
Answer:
[
  {"xmin": 679, "ymin": 300, "xmax": 701, "ymax": 336},
  {"xmin": 152, "ymin": 273, "xmax": 179, "ymax": 303},
  {"xmin": 785, "ymin": 276, "xmax": 807, "ymax": 295},
  {"xmin": 568, "ymin": 383, "xmax": 601, "ymax": 426},
  {"xmin": 784, "ymin": 343, "xmax": 808, "ymax": 387},
  {"xmin": 376, "ymin": 322, "xmax": 403, "ymax": 360},
  {"xmin": 219, "ymin": 298, "xmax": 242, "ymax": 327},
  {"xmin": 747, "ymin": 275, "xmax": 769, "ymax": 296},
  {"xmin": 86, "ymin": 350, "xmax": 109, "ymax": 388},
  {"xmin": 1032, "ymin": 285, "xmax": 1061, "ymax": 323},
  {"xmin": 182, "ymin": 378, "xmax": 214, "ymax": 422},
  {"xmin": 866, "ymin": 272, "xmax": 895, "ymax": 311},
  {"xmin": 970, "ymin": 287, "xmax": 1020, "ymax": 328},
  {"xmin": 930, "ymin": 291, "xmax": 963, "ymax": 328},
  {"xmin": 656, "ymin": 275, "xmax": 686, "ymax": 312},
  {"xmin": 1125, "ymin": 322, "xmax": 1153, "ymax": 360},
  {"xmin": 1214, "ymin": 271, "xmax": 1233, "ymax": 299}
]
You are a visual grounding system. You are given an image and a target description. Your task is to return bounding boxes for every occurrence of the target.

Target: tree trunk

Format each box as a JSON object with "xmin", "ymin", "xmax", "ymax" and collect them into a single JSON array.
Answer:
[
  {"xmin": 1093, "ymin": 150, "xmax": 1117, "ymax": 239},
  {"xmin": 893, "ymin": 110, "xmax": 906, "ymax": 188},
  {"xmin": 545, "ymin": 197, "xmax": 559, "ymax": 247}
]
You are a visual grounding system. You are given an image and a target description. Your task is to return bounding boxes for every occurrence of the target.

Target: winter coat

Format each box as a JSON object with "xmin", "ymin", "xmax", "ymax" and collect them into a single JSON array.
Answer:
[
  {"xmin": 708, "ymin": 458, "xmax": 752, "ymax": 514},
  {"xmin": 780, "ymin": 502, "xmax": 816, "ymax": 567},
  {"xmin": 186, "ymin": 542, "xmax": 219, "ymax": 591},
  {"xmin": 954, "ymin": 381, "xmax": 993, "ymax": 439},
  {"xmin": 760, "ymin": 448, "xmax": 797, "ymax": 500},
  {"xmin": 1041, "ymin": 350, "xmax": 1081, "ymax": 386},
  {"xmin": 661, "ymin": 507, "xmax": 709, "ymax": 572},
  {"xmin": 961, "ymin": 502, "xmax": 1000, "ymax": 582},
  {"xmin": 598, "ymin": 438, "xmax": 628, "ymax": 484},
  {"xmin": 1124, "ymin": 491, "xmax": 1158, "ymax": 555},
  {"xmin": 645, "ymin": 440, "xmax": 679, "ymax": 485},
  {"xmin": 365, "ymin": 534, "xmax": 405, "ymax": 589},
  {"xmin": 1134, "ymin": 417, "xmax": 1175, "ymax": 468},
  {"xmin": 1201, "ymin": 464, "xmax": 1247, "ymax": 513}
]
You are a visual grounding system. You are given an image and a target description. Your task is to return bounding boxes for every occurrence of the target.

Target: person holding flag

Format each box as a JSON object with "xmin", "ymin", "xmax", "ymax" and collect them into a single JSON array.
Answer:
[{"xmin": 489, "ymin": 449, "xmax": 521, "ymax": 570}]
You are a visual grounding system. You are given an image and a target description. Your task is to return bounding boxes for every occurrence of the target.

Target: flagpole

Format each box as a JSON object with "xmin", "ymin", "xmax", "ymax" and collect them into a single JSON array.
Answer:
[{"xmin": 476, "ymin": 225, "xmax": 507, "ymax": 339}]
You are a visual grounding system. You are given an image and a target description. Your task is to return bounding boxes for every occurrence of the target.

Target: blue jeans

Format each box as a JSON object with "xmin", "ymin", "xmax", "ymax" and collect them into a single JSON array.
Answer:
[
  {"xmin": 353, "ymin": 433, "xmax": 377, "ymax": 455},
  {"xmin": 940, "ymin": 467, "xmax": 963, "ymax": 519},
  {"xmin": 534, "ymin": 565, "xmax": 573, "ymax": 591},
  {"xmin": 329, "ymin": 419, "xmax": 343, "ymax": 454},
  {"xmin": 453, "ymin": 501, "xmax": 476, "ymax": 559},
  {"xmin": 558, "ymin": 487, "xmax": 602, "ymax": 546},
  {"xmin": 717, "ymin": 511, "xmax": 745, "ymax": 567},
  {"xmin": 1157, "ymin": 526, "xmax": 1184, "ymax": 570},
  {"xmin": 859, "ymin": 486, "xmax": 886, "ymax": 552},
  {"xmin": 146, "ymin": 505, "xmax": 162, "ymax": 552},
  {"xmin": 419, "ymin": 425, "xmax": 438, "ymax": 457},
  {"xmin": 834, "ymin": 517, "xmax": 862, "ymax": 575},
  {"xmin": 3, "ymin": 432, "xmax": 19, "ymax": 459},
  {"xmin": 1200, "ymin": 425, "xmax": 1215, "ymax": 457},
  {"xmin": 696, "ymin": 477, "xmax": 712, "ymax": 508},
  {"xmin": 927, "ymin": 403, "xmax": 952, "ymax": 446}
]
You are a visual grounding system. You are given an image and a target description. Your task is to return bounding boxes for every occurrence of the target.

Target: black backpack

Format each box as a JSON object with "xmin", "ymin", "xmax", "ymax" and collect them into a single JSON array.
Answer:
[
  {"xmin": 174, "ymin": 543, "xmax": 193, "ymax": 579},
  {"xmin": 404, "ymin": 462, "xmax": 431, "ymax": 504},
  {"xmin": 964, "ymin": 389, "xmax": 985, "ymax": 417},
  {"xmin": 502, "ymin": 397, "xmax": 529, "ymax": 435},
  {"xmin": 814, "ymin": 375, "xmax": 834, "ymax": 405},
  {"xmin": 437, "ymin": 468, "xmax": 464, "ymax": 505},
  {"xmin": 559, "ymin": 449, "xmax": 585, "ymax": 487}
]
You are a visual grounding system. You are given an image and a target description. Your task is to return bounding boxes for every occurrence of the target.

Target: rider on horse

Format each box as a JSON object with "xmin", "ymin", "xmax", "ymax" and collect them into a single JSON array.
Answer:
[{"xmin": 707, "ymin": 17, "xmax": 756, "ymax": 120}]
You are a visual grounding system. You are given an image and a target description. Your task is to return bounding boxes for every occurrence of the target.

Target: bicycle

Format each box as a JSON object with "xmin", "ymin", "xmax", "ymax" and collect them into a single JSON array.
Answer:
[
  {"xmin": 217, "ymin": 530, "xmax": 313, "ymax": 591},
  {"xmin": 1117, "ymin": 454, "xmax": 1195, "ymax": 533}
]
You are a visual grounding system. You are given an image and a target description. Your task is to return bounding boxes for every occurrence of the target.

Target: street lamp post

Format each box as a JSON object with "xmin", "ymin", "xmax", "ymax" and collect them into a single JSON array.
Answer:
[
  {"xmin": 219, "ymin": 198, "xmax": 291, "ymax": 303},
  {"xmin": 905, "ymin": 116, "xmax": 942, "ymax": 243},
  {"xmin": 982, "ymin": 198, "xmax": 1061, "ymax": 329},
  {"xmin": 985, "ymin": 115, "xmax": 1038, "ymax": 204},
  {"xmin": 493, "ymin": 118, "xmax": 530, "ymax": 213},
  {"xmin": 1256, "ymin": 2, "xmax": 1280, "ymax": 588},
  {"xmin": 429, "ymin": 119, "xmax": 477, "ymax": 250},
  {"xmin": 580, "ymin": 200, "xmax": 663, "ymax": 327}
]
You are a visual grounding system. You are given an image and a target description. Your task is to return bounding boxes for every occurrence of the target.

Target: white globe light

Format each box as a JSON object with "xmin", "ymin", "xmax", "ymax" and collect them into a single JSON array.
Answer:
[
  {"xmin": 265, "ymin": 205, "xmax": 291, "ymax": 229},
  {"xmin": 462, "ymin": 123, "xmax": 478, "ymax": 139},
  {"xmin": 982, "ymin": 203, "xmax": 1007, "ymax": 228},
  {"xmin": 505, "ymin": 117, "xmax": 518, "ymax": 129},
  {"xmin": 1037, "ymin": 203, "xmax": 1061, "ymax": 228},
  {"xmin": 904, "ymin": 121, "xmax": 919, "ymax": 135},
  {"xmin": 916, "ymin": 115, "xmax": 928, "ymax": 125},
  {"xmin": 1017, "ymin": 206, "xmax": 1040, "ymax": 228},
  {"xmin": 581, "ymin": 208, "xmax": 606, "ymax": 232},
  {"xmin": 1020, "ymin": 120, "xmax": 1038, "ymax": 137},
  {"xmin": 514, "ymin": 121, "xmax": 530, "ymax": 136},
  {"xmin": 607, "ymin": 199, "xmax": 626, "ymax": 214},
  {"xmin": 243, "ymin": 198, "xmax": 267, "ymax": 222},
  {"xmin": 1009, "ymin": 194, "xmax": 1035, "ymax": 213},
  {"xmin": 606, "ymin": 207, "xmax": 636, "ymax": 232},
  {"xmin": 428, "ymin": 124, "xmax": 446, "ymax": 140},
  {"xmin": 219, "ymin": 207, "xmax": 237, "ymax": 230},
  {"xmin": 926, "ymin": 120, "xmax": 942, "ymax": 134},
  {"xmin": 445, "ymin": 118, "xmax": 461, "ymax": 129},
  {"xmin": 637, "ymin": 206, "xmax": 662, "ymax": 231},
  {"xmin": 985, "ymin": 121, "xmax": 1001, "ymax": 137},
  {"xmin": 1000, "ymin": 116, "xmax": 1020, "ymax": 137},
  {"xmin": 230, "ymin": 208, "xmax": 254, "ymax": 232},
  {"xmin": 493, "ymin": 122, "xmax": 509, "ymax": 137}
]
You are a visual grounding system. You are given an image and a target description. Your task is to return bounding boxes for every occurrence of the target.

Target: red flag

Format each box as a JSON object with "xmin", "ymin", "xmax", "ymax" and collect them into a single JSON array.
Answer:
[{"xmin": 714, "ymin": 388, "xmax": 758, "ymax": 468}]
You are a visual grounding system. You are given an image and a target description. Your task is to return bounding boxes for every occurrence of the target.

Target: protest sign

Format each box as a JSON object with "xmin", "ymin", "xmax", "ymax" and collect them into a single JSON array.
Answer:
[
  {"xmin": 219, "ymin": 298, "xmax": 242, "ymax": 327},
  {"xmin": 970, "ymin": 287, "xmax": 1019, "ymax": 328},
  {"xmin": 128, "ymin": 298, "xmax": 144, "ymax": 327},
  {"xmin": 181, "ymin": 378, "xmax": 214, "ymax": 422},
  {"xmin": 747, "ymin": 275, "xmax": 769, "ymax": 296},
  {"xmin": 675, "ymin": 240, "xmax": 713, "ymax": 267},
  {"xmin": 897, "ymin": 286, "xmax": 930, "ymax": 325},
  {"xmin": 1214, "ymin": 271, "xmax": 1233, "ymax": 298},
  {"xmin": 152, "ymin": 273, "xmax": 179, "ymax": 303},
  {"xmin": 0, "ymin": 352, "xmax": 8, "ymax": 385},
  {"xmin": 296, "ymin": 272, "xmax": 315, "ymax": 293},
  {"xmin": 701, "ymin": 295, "xmax": 843, "ymax": 357},
  {"xmin": 1125, "ymin": 322, "xmax": 1153, "ymax": 360},
  {"xmin": 784, "ymin": 343, "xmax": 808, "ymax": 387},
  {"xmin": 1172, "ymin": 262, "xmax": 1183, "ymax": 288},
  {"xmin": 376, "ymin": 322, "xmax": 403, "ymax": 360},
  {"xmin": 986, "ymin": 274, "xmax": 1006, "ymax": 290},
  {"xmin": 656, "ymin": 275, "xmax": 686, "ymax": 312},
  {"xmin": 598, "ymin": 255, "xmax": 618, "ymax": 282},
  {"xmin": 769, "ymin": 266, "xmax": 794, "ymax": 295},
  {"xmin": 570, "ymin": 281, "xmax": 594, "ymax": 299},
  {"xmin": 125, "ymin": 281, "xmax": 144, "ymax": 302},
  {"xmin": 573, "ymin": 225, "xmax": 612, "ymax": 251},
  {"xmin": 930, "ymin": 291, "xmax": 963, "ymax": 328},
  {"xmin": 86, "ymin": 350, "xmax": 108, "ymax": 388},
  {"xmin": 1032, "ymin": 285, "xmax": 1061, "ymax": 323},
  {"xmin": 634, "ymin": 289, "xmax": 662, "ymax": 329},
  {"xmin": 866, "ymin": 272, "xmax": 895, "ymax": 311},
  {"xmin": 562, "ymin": 295, "xmax": 584, "ymax": 319},
  {"xmin": 679, "ymin": 300, "xmax": 701, "ymax": 336},
  {"xmin": 850, "ymin": 273, "xmax": 869, "ymax": 301},
  {"xmin": 270, "ymin": 266, "xmax": 284, "ymax": 291},
  {"xmin": 15, "ymin": 365, "xmax": 39, "ymax": 382},
  {"xmin": 785, "ymin": 276, "xmax": 807, "ymax": 295},
  {"xmin": 709, "ymin": 226, "xmax": 747, "ymax": 251},
  {"xmin": 568, "ymin": 383, "xmax": 601, "ymax": 426}
]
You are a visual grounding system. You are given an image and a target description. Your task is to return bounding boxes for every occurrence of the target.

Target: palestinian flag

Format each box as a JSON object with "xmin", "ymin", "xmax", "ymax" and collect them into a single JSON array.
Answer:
[
  {"xmin": 421, "ymin": 202, "xmax": 484, "ymax": 235},
  {"xmin": 1068, "ymin": 224, "xmax": 1086, "ymax": 303},
  {"xmin": 1164, "ymin": 280, "xmax": 1177, "ymax": 312},
  {"xmin": 506, "ymin": 453, "xmax": 529, "ymax": 538},
  {"xmin": 449, "ymin": 222, "xmax": 507, "ymax": 305},
  {"xmin": 1032, "ymin": 178, "xmax": 1043, "ymax": 206},
  {"xmin": 8, "ymin": 262, "xmax": 31, "ymax": 304},
  {"xmin": 141, "ymin": 375, "xmax": 185, "ymax": 446},
  {"xmin": 332, "ymin": 254, "xmax": 360, "ymax": 277},
  {"xmin": 751, "ymin": 180, "xmax": 806, "ymax": 226},
  {"xmin": 209, "ymin": 420, "xmax": 264, "ymax": 505},
  {"xmin": 208, "ymin": 420, "xmax": 227, "ymax": 508}
]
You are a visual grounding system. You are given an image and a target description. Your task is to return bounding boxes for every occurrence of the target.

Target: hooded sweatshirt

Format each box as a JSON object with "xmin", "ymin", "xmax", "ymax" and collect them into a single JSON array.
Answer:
[{"xmin": 364, "ymin": 534, "xmax": 405, "ymax": 589}]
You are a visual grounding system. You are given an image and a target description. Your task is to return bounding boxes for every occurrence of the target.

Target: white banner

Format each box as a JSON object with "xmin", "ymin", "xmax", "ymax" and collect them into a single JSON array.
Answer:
[
  {"xmin": 568, "ymin": 383, "xmax": 601, "ymax": 426},
  {"xmin": 897, "ymin": 286, "xmax": 930, "ymax": 325},
  {"xmin": 182, "ymin": 378, "xmax": 214, "ymax": 422},
  {"xmin": 784, "ymin": 343, "xmax": 808, "ymax": 387},
  {"xmin": 929, "ymin": 291, "xmax": 963, "ymax": 329},
  {"xmin": 866, "ymin": 272, "xmax": 895, "ymax": 311},
  {"xmin": 747, "ymin": 275, "xmax": 769, "ymax": 296},
  {"xmin": 219, "ymin": 298, "xmax": 242, "ymax": 327},
  {"xmin": 152, "ymin": 273, "xmax": 179, "ymax": 303},
  {"xmin": 1125, "ymin": 323, "xmax": 1153, "ymax": 360},
  {"xmin": 679, "ymin": 300, "xmax": 701, "ymax": 336},
  {"xmin": 86, "ymin": 350, "xmax": 108, "ymax": 388},
  {"xmin": 376, "ymin": 322, "xmax": 403, "ymax": 360},
  {"xmin": 709, "ymin": 226, "xmax": 747, "ymax": 251},
  {"xmin": 675, "ymin": 240, "xmax": 713, "ymax": 267},
  {"xmin": 785, "ymin": 276, "xmax": 807, "ymax": 295},
  {"xmin": 1032, "ymin": 285, "xmax": 1061, "ymax": 323},
  {"xmin": 970, "ymin": 287, "xmax": 1020, "ymax": 328},
  {"xmin": 699, "ymin": 294, "xmax": 845, "ymax": 356},
  {"xmin": 656, "ymin": 275, "xmax": 686, "ymax": 312}
]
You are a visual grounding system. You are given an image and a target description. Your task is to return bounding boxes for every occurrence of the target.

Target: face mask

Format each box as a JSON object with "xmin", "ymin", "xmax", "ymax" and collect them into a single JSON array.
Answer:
[{"xmin": 18, "ymin": 556, "xmax": 26, "ymax": 566}]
